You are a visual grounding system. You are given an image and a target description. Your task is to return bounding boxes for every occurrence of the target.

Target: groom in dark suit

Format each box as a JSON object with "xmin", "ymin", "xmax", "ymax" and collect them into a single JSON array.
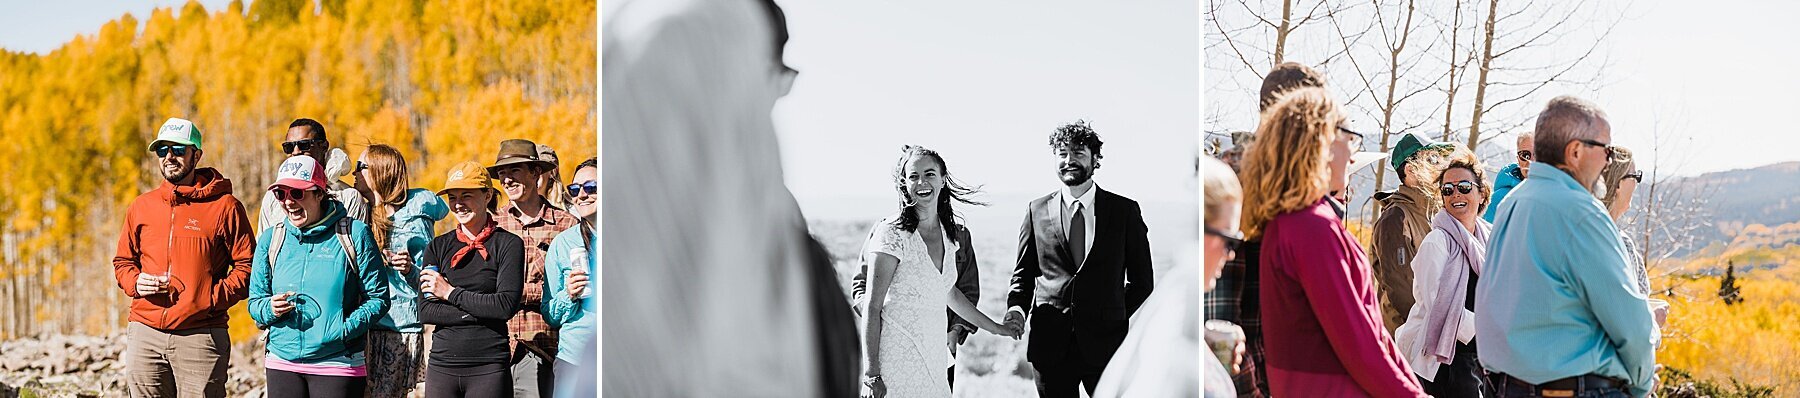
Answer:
[{"xmin": 1005, "ymin": 120, "xmax": 1154, "ymax": 398}]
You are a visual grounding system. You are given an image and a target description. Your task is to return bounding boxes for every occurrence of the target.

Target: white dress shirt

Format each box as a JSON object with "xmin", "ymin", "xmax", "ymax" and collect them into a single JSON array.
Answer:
[{"xmin": 1060, "ymin": 182, "xmax": 1099, "ymax": 262}]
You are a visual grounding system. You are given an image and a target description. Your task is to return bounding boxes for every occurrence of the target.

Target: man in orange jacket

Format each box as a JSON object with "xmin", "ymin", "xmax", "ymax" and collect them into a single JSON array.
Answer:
[{"xmin": 112, "ymin": 117, "xmax": 256, "ymax": 398}]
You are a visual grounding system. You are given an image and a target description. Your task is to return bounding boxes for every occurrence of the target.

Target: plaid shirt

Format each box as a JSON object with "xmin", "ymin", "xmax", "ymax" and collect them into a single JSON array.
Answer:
[
  {"xmin": 496, "ymin": 202, "xmax": 578, "ymax": 358},
  {"xmin": 1204, "ymin": 240, "xmax": 1267, "ymax": 397}
]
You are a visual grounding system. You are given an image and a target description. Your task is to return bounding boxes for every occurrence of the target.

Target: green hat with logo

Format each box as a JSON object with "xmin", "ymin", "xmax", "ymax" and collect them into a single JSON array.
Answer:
[
  {"xmin": 1389, "ymin": 133, "xmax": 1452, "ymax": 170},
  {"xmin": 148, "ymin": 117, "xmax": 203, "ymax": 152}
]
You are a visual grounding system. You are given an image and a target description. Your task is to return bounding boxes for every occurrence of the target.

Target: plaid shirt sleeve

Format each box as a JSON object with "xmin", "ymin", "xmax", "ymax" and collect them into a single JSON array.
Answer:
[
  {"xmin": 497, "ymin": 205, "xmax": 579, "ymax": 356},
  {"xmin": 1204, "ymin": 255, "xmax": 1246, "ymax": 324}
]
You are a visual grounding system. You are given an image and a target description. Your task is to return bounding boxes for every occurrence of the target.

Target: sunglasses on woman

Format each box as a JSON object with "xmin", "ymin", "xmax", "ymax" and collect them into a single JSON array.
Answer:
[
  {"xmin": 153, "ymin": 144, "xmax": 190, "ymax": 158},
  {"xmin": 566, "ymin": 181, "xmax": 597, "ymax": 197},
  {"xmin": 1440, "ymin": 181, "xmax": 1477, "ymax": 196},
  {"xmin": 1205, "ymin": 227, "xmax": 1244, "ymax": 254},
  {"xmin": 272, "ymin": 187, "xmax": 310, "ymax": 201}
]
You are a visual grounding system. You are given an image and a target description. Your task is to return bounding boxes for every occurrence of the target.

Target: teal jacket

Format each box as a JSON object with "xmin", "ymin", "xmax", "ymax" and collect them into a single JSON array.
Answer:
[
  {"xmin": 375, "ymin": 189, "xmax": 449, "ymax": 332},
  {"xmin": 249, "ymin": 201, "xmax": 390, "ymax": 363},
  {"xmin": 543, "ymin": 224, "xmax": 596, "ymax": 366},
  {"xmin": 1484, "ymin": 163, "xmax": 1524, "ymax": 222}
]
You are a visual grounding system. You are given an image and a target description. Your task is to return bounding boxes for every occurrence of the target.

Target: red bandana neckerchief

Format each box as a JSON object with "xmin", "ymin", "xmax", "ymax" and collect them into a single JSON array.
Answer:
[{"xmin": 450, "ymin": 221, "xmax": 496, "ymax": 268}]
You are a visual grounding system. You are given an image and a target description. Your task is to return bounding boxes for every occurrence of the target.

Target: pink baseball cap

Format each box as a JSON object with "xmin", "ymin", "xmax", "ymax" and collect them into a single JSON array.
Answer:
[{"xmin": 269, "ymin": 156, "xmax": 329, "ymax": 191}]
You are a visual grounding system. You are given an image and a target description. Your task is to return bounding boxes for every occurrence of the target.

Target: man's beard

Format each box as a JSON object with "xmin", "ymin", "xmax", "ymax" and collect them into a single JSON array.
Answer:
[
  {"xmin": 1059, "ymin": 165, "xmax": 1092, "ymax": 186},
  {"xmin": 162, "ymin": 165, "xmax": 193, "ymax": 184}
]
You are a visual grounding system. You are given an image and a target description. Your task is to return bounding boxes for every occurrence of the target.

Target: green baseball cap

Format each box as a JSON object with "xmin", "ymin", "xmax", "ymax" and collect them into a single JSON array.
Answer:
[
  {"xmin": 1389, "ymin": 133, "xmax": 1452, "ymax": 170},
  {"xmin": 148, "ymin": 117, "xmax": 203, "ymax": 152}
]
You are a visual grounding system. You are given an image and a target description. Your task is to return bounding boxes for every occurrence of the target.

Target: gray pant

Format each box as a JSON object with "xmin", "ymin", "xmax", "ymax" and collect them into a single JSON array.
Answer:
[
  {"xmin": 511, "ymin": 349, "xmax": 554, "ymax": 398},
  {"xmin": 125, "ymin": 322, "xmax": 230, "ymax": 398}
]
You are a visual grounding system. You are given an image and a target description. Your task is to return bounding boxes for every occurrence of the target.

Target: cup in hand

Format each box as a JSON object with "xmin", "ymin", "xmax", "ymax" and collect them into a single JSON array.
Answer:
[
  {"xmin": 568, "ymin": 247, "xmax": 591, "ymax": 299},
  {"xmin": 1204, "ymin": 320, "xmax": 1246, "ymax": 373}
]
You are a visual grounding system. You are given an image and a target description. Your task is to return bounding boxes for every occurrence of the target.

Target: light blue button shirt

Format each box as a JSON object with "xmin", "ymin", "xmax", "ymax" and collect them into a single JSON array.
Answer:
[
  {"xmin": 543, "ymin": 226, "xmax": 596, "ymax": 369},
  {"xmin": 1476, "ymin": 162, "xmax": 1657, "ymax": 398}
]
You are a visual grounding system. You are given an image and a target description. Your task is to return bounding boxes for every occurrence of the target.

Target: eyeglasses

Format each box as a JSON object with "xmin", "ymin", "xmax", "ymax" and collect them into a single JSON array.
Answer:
[
  {"xmin": 1204, "ymin": 227, "xmax": 1245, "ymax": 254},
  {"xmin": 153, "ymin": 145, "xmax": 190, "ymax": 158},
  {"xmin": 271, "ymin": 187, "xmax": 308, "ymax": 201},
  {"xmin": 1517, "ymin": 150, "xmax": 1533, "ymax": 162},
  {"xmin": 1574, "ymin": 138, "xmax": 1620, "ymax": 159},
  {"xmin": 1440, "ymin": 181, "xmax": 1478, "ymax": 196},
  {"xmin": 566, "ymin": 181, "xmax": 597, "ymax": 197},
  {"xmin": 281, "ymin": 138, "xmax": 324, "ymax": 154},
  {"xmin": 1337, "ymin": 125, "xmax": 1365, "ymax": 148}
]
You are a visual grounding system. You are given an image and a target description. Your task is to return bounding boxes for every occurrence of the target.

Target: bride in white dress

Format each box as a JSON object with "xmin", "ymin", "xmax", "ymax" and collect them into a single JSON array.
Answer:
[{"xmin": 862, "ymin": 146, "xmax": 1019, "ymax": 398}]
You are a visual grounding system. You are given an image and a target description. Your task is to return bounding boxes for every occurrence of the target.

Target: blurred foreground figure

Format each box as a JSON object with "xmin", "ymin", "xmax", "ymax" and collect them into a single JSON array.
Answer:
[{"xmin": 601, "ymin": 0, "xmax": 859, "ymax": 396}]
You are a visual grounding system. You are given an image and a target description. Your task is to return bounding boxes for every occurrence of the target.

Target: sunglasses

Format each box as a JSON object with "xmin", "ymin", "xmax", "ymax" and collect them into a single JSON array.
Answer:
[
  {"xmin": 153, "ymin": 145, "xmax": 190, "ymax": 158},
  {"xmin": 1337, "ymin": 125, "xmax": 1365, "ymax": 147},
  {"xmin": 1517, "ymin": 150, "xmax": 1533, "ymax": 162},
  {"xmin": 566, "ymin": 181, "xmax": 597, "ymax": 197},
  {"xmin": 355, "ymin": 161, "xmax": 369, "ymax": 173},
  {"xmin": 1571, "ymin": 138, "xmax": 1625, "ymax": 161},
  {"xmin": 1204, "ymin": 227, "xmax": 1245, "ymax": 254},
  {"xmin": 281, "ymin": 138, "xmax": 324, "ymax": 154},
  {"xmin": 1440, "ymin": 181, "xmax": 1478, "ymax": 196},
  {"xmin": 271, "ymin": 187, "xmax": 310, "ymax": 201}
]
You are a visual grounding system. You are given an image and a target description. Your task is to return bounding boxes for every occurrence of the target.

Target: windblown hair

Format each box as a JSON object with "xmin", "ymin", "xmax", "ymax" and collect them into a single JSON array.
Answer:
[
  {"xmin": 891, "ymin": 145, "xmax": 986, "ymax": 234},
  {"xmin": 362, "ymin": 144, "xmax": 410, "ymax": 252},
  {"xmin": 1435, "ymin": 149, "xmax": 1491, "ymax": 215},
  {"xmin": 1240, "ymin": 87, "xmax": 1339, "ymax": 240},
  {"xmin": 1399, "ymin": 144, "xmax": 1464, "ymax": 212}
]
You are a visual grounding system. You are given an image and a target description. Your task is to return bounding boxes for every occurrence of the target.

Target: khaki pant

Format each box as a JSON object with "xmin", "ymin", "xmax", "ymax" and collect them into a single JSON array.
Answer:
[{"xmin": 125, "ymin": 322, "xmax": 230, "ymax": 398}]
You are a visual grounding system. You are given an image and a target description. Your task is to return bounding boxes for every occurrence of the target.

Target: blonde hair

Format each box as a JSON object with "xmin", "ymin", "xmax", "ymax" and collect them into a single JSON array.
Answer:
[
  {"xmin": 1240, "ymin": 87, "xmax": 1339, "ymax": 240},
  {"xmin": 1599, "ymin": 146, "xmax": 1636, "ymax": 206},
  {"xmin": 1203, "ymin": 157, "xmax": 1242, "ymax": 228}
]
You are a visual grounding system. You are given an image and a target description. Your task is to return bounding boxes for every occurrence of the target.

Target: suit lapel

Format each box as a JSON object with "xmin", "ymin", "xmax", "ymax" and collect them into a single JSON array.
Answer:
[{"xmin": 1036, "ymin": 196, "xmax": 1073, "ymax": 274}]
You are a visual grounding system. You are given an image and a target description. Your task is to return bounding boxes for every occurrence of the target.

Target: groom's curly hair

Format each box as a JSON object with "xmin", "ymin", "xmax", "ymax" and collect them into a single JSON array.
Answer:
[{"xmin": 1049, "ymin": 120, "xmax": 1104, "ymax": 159}]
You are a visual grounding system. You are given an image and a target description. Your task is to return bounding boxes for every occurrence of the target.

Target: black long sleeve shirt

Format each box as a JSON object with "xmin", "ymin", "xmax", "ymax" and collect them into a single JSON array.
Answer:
[{"xmin": 419, "ymin": 229, "xmax": 524, "ymax": 367}]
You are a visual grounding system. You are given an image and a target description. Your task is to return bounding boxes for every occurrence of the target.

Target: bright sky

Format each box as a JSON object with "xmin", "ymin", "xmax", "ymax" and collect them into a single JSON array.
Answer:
[
  {"xmin": 0, "ymin": 1, "xmax": 235, "ymax": 54},
  {"xmin": 1595, "ymin": 1, "xmax": 1800, "ymax": 176},
  {"xmin": 777, "ymin": 0, "xmax": 1200, "ymax": 216},
  {"xmin": 1205, "ymin": 1, "xmax": 1800, "ymax": 178}
]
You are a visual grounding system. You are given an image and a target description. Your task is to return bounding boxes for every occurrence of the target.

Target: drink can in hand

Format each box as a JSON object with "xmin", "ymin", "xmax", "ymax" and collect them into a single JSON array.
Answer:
[{"xmin": 422, "ymin": 265, "xmax": 440, "ymax": 300}]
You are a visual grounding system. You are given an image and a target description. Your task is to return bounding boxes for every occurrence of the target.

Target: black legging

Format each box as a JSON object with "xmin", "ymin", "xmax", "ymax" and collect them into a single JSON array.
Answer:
[
  {"xmin": 266, "ymin": 368, "xmax": 366, "ymax": 398},
  {"xmin": 425, "ymin": 363, "xmax": 512, "ymax": 398}
]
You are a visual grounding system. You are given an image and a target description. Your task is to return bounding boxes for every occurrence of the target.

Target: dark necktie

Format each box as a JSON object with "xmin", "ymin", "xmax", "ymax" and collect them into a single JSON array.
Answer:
[{"xmin": 1069, "ymin": 201, "xmax": 1086, "ymax": 268}]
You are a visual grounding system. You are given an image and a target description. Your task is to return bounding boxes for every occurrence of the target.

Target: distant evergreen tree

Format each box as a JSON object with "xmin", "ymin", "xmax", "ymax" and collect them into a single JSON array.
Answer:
[{"xmin": 1720, "ymin": 261, "xmax": 1743, "ymax": 305}]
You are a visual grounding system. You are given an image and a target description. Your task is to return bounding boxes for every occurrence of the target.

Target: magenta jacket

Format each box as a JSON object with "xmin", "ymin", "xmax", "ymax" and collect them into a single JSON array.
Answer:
[{"xmin": 1259, "ymin": 197, "xmax": 1426, "ymax": 397}]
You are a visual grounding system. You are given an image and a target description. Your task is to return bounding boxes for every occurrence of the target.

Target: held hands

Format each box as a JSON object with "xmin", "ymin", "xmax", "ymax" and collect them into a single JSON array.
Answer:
[
  {"xmin": 1001, "ymin": 310, "xmax": 1027, "ymax": 341},
  {"xmin": 134, "ymin": 272, "xmax": 168, "ymax": 297},
  {"xmin": 421, "ymin": 269, "xmax": 454, "ymax": 299},
  {"xmin": 983, "ymin": 317, "xmax": 1023, "ymax": 339}
]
